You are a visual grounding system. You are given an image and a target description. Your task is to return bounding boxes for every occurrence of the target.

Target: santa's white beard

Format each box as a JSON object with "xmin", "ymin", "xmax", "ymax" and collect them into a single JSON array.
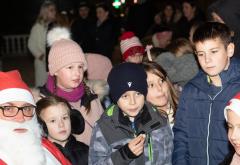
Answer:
[{"xmin": 0, "ymin": 116, "xmax": 46, "ymax": 165}]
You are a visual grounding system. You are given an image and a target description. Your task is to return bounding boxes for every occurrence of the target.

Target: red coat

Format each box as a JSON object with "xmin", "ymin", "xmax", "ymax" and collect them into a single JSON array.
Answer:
[{"xmin": 0, "ymin": 138, "xmax": 72, "ymax": 165}]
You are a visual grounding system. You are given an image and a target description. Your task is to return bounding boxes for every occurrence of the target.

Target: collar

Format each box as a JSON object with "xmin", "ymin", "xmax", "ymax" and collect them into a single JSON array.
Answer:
[{"xmin": 108, "ymin": 102, "xmax": 165, "ymax": 135}]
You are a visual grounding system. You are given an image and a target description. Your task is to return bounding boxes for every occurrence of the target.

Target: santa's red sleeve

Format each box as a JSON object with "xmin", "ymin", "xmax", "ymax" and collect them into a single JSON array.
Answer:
[
  {"xmin": 0, "ymin": 160, "xmax": 7, "ymax": 165},
  {"xmin": 42, "ymin": 138, "xmax": 72, "ymax": 165}
]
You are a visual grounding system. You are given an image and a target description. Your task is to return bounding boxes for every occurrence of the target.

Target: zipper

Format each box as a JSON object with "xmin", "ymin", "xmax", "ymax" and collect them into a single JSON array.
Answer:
[
  {"xmin": 206, "ymin": 87, "xmax": 222, "ymax": 165},
  {"xmin": 147, "ymin": 133, "xmax": 153, "ymax": 163}
]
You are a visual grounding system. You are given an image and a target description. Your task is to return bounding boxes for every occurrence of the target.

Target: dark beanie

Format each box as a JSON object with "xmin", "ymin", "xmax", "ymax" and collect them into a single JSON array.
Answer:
[{"xmin": 107, "ymin": 62, "xmax": 147, "ymax": 103}]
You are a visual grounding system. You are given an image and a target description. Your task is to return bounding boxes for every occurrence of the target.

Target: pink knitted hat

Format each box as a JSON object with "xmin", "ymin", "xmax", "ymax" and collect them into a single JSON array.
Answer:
[
  {"xmin": 85, "ymin": 53, "xmax": 112, "ymax": 80},
  {"xmin": 224, "ymin": 92, "xmax": 240, "ymax": 121},
  {"xmin": 47, "ymin": 27, "xmax": 87, "ymax": 76},
  {"xmin": 120, "ymin": 31, "xmax": 145, "ymax": 61}
]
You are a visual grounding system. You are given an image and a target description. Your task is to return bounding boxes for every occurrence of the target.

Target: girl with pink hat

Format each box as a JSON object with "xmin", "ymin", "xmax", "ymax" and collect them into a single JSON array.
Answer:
[{"xmin": 34, "ymin": 27, "xmax": 104, "ymax": 146}]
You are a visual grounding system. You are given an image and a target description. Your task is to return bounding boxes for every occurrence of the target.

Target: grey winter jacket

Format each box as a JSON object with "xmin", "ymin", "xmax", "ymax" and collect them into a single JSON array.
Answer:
[{"xmin": 89, "ymin": 102, "xmax": 173, "ymax": 165}]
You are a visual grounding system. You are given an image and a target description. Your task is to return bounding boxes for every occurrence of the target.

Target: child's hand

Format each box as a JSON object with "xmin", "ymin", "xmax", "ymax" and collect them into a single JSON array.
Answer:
[{"xmin": 128, "ymin": 134, "xmax": 146, "ymax": 156}]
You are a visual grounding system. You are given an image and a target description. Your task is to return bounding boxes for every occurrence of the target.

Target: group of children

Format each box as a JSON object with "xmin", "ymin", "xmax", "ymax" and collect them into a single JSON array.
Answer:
[{"xmin": 7, "ymin": 21, "xmax": 240, "ymax": 165}]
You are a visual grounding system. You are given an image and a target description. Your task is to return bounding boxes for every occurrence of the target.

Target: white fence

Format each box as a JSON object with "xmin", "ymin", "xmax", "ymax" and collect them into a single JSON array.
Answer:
[{"xmin": 1, "ymin": 34, "xmax": 29, "ymax": 57}]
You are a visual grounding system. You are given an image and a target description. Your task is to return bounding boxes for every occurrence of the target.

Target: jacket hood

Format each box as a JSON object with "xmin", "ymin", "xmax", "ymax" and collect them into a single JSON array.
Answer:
[
  {"xmin": 208, "ymin": 0, "xmax": 240, "ymax": 33},
  {"xmin": 189, "ymin": 58, "xmax": 240, "ymax": 93}
]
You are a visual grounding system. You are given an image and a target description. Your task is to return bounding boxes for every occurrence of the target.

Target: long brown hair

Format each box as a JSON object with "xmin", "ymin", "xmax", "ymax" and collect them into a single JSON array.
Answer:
[{"xmin": 142, "ymin": 61, "xmax": 179, "ymax": 118}]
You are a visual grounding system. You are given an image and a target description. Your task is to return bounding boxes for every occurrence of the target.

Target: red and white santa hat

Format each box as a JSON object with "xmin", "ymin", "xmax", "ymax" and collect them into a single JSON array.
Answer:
[
  {"xmin": 0, "ymin": 70, "xmax": 35, "ymax": 105},
  {"xmin": 224, "ymin": 92, "xmax": 240, "ymax": 121},
  {"xmin": 120, "ymin": 31, "xmax": 145, "ymax": 61}
]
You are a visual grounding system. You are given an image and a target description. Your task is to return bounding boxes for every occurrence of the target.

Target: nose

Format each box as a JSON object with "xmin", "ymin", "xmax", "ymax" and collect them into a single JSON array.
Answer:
[
  {"xmin": 58, "ymin": 119, "xmax": 64, "ymax": 128},
  {"xmin": 204, "ymin": 53, "xmax": 211, "ymax": 63},
  {"xmin": 129, "ymin": 95, "xmax": 136, "ymax": 105},
  {"xmin": 156, "ymin": 83, "xmax": 162, "ymax": 92},
  {"xmin": 74, "ymin": 67, "xmax": 82, "ymax": 77},
  {"xmin": 14, "ymin": 110, "xmax": 26, "ymax": 123}
]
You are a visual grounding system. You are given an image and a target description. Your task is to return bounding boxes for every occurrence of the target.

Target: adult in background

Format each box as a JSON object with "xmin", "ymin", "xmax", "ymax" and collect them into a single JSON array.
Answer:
[
  {"xmin": 175, "ymin": 0, "xmax": 205, "ymax": 39},
  {"xmin": 94, "ymin": 2, "xmax": 120, "ymax": 60},
  {"xmin": 71, "ymin": 1, "xmax": 95, "ymax": 52},
  {"xmin": 28, "ymin": 1, "xmax": 56, "ymax": 87}
]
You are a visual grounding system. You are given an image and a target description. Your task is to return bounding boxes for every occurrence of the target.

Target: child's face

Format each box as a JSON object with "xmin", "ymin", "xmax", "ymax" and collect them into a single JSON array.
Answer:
[
  {"xmin": 195, "ymin": 38, "xmax": 234, "ymax": 81},
  {"xmin": 126, "ymin": 54, "xmax": 143, "ymax": 64},
  {"xmin": 227, "ymin": 110, "xmax": 240, "ymax": 156},
  {"xmin": 146, "ymin": 72, "xmax": 170, "ymax": 111},
  {"xmin": 40, "ymin": 104, "xmax": 71, "ymax": 146},
  {"xmin": 117, "ymin": 91, "xmax": 145, "ymax": 118},
  {"xmin": 55, "ymin": 62, "xmax": 84, "ymax": 90},
  {"xmin": 156, "ymin": 32, "xmax": 172, "ymax": 49}
]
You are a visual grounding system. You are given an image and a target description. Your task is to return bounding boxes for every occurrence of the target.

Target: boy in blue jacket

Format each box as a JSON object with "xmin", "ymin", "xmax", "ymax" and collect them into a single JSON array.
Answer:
[
  {"xmin": 173, "ymin": 22, "xmax": 240, "ymax": 165},
  {"xmin": 89, "ymin": 62, "xmax": 173, "ymax": 165}
]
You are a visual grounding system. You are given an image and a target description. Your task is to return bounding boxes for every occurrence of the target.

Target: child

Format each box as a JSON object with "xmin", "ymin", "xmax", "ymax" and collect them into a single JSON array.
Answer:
[
  {"xmin": 89, "ymin": 62, "xmax": 173, "ymax": 165},
  {"xmin": 222, "ymin": 92, "xmax": 240, "ymax": 165},
  {"xmin": 143, "ymin": 61, "xmax": 179, "ymax": 128},
  {"xmin": 120, "ymin": 31, "xmax": 145, "ymax": 63},
  {"xmin": 155, "ymin": 38, "xmax": 199, "ymax": 88},
  {"xmin": 151, "ymin": 26, "xmax": 173, "ymax": 49},
  {"xmin": 173, "ymin": 22, "xmax": 240, "ymax": 165},
  {"xmin": 36, "ymin": 96, "xmax": 89, "ymax": 165},
  {"xmin": 34, "ymin": 26, "xmax": 104, "ymax": 146}
]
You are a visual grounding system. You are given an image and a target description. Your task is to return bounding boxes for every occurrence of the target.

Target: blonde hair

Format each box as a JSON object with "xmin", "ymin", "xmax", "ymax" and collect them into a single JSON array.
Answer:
[
  {"xmin": 37, "ymin": 1, "xmax": 56, "ymax": 25},
  {"xmin": 168, "ymin": 38, "xmax": 193, "ymax": 57}
]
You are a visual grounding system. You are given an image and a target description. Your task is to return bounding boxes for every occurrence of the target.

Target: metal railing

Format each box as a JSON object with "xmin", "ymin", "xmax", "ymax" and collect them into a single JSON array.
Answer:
[{"xmin": 1, "ymin": 34, "xmax": 29, "ymax": 57}]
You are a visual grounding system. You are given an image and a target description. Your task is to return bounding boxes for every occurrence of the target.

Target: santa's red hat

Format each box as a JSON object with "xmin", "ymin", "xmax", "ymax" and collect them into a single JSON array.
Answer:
[
  {"xmin": 120, "ymin": 31, "xmax": 145, "ymax": 61},
  {"xmin": 0, "ymin": 70, "xmax": 35, "ymax": 105},
  {"xmin": 224, "ymin": 92, "xmax": 240, "ymax": 121}
]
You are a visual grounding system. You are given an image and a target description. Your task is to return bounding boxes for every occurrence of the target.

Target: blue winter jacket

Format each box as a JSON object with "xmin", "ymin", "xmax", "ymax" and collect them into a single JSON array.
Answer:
[{"xmin": 172, "ymin": 58, "xmax": 240, "ymax": 165}]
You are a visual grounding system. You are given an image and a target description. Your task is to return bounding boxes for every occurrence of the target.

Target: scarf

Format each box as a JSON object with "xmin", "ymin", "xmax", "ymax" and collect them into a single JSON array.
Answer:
[{"xmin": 46, "ymin": 75, "xmax": 84, "ymax": 102}]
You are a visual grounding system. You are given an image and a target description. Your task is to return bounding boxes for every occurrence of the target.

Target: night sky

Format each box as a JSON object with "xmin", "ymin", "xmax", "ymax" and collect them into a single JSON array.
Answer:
[{"xmin": 0, "ymin": 0, "xmax": 82, "ymax": 35}]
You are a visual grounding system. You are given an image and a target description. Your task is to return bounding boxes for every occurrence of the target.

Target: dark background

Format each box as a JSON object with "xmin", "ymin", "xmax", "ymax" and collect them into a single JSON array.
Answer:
[{"xmin": 0, "ymin": 0, "xmax": 216, "ymax": 35}]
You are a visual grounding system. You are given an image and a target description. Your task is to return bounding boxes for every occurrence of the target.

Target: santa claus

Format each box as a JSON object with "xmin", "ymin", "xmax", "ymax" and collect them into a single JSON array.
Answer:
[{"xmin": 0, "ymin": 70, "xmax": 71, "ymax": 165}]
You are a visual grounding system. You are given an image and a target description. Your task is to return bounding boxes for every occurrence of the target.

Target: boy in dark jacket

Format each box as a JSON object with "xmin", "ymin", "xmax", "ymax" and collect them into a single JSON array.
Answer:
[
  {"xmin": 89, "ymin": 62, "xmax": 173, "ymax": 165},
  {"xmin": 173, "ymin": 22, "xmax": 240, "ymax": 165}
]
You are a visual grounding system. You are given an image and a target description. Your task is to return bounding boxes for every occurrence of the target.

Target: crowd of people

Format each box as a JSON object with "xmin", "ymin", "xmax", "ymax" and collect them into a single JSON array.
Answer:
[{"xmin": 1, "ymin": 0, "xmax": 240, "ymax": 164}]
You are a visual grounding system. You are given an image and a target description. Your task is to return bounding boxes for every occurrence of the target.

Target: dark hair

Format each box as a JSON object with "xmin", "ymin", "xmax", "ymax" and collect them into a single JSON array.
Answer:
[
  {"xmin": 96, "ymin": 2, "xmax": 109, "ymax": 12},
  {"xmin": 142, "ymin": 61, "xmax": 179, "ymax": 119},
  {"xmin": 36, "ymin": 96, "xmax": 71, "ymax": 116},
  {"xmin": 192, "ymin": 22, "xmax": 232, "ymax": 47},
  {"xmin": 36, "ymin": 96, "xmax": 71, "ymax": 135},
  {"xmin": 161, "ymin": 2, "xmax": 176, "ymax": 24},
  {"xmin": 182, "ymin": 0, "xmax": 197, "ymax": 8}
]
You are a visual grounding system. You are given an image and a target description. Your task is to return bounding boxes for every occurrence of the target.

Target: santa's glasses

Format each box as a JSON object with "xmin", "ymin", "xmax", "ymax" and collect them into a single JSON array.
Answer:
[{"xmin": 0, "ymin": 105, "xmax": 35, "ymax": 117}]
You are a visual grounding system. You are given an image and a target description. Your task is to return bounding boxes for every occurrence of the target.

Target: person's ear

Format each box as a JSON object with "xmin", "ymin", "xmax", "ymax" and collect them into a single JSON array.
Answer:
[{"xmin": 227, "ymin": 43, "xmax": 235, "ymax": 58}]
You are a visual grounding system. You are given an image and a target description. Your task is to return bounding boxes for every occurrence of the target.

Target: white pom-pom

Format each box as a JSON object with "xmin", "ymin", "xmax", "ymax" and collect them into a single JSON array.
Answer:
[{"xmin": 47, "ymin": 26, "xmax": 71, "ymax": 46}]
